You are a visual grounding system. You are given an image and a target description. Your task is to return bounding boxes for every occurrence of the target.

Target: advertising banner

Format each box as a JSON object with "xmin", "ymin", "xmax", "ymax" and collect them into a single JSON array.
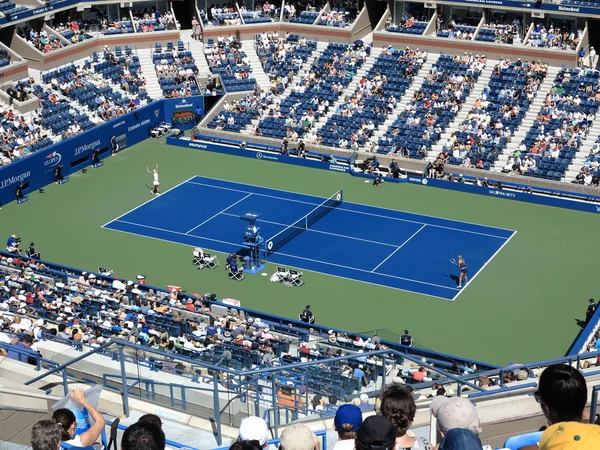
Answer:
[{"xmin": 163, "ymin": 97, "xmax": 203, "ymax": 131}]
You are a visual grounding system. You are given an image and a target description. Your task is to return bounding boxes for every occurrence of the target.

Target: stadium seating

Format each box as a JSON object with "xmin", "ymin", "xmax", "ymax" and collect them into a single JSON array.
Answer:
[
  {"xmin": 388, "ymin": 21, "xmax": 428, "ymax": 35},
  {"xmin": 257, "ymin": 42, "xmax": 367, "ymax": 140},
  {"xmin": 289, "ymin": 11, "xmax": 319, "ymax": 24},
  {"xmin": 317, "ymin": 8, "xmax": 353, "ymax": 27},
  {"xmin": 475, "ymin": 25, "xmax": 517, "ymax": 44},
  {"xmin": 516, "ymin": 68, "xmax": 598, "ymax": 180},
  {"xmin": 0, "ymin": 49, "xmax": 10, "ymax": 68},
  {"xmin": 0, "ymin": 1, "xmax": 28, "ymax": 17},
  {"xmin": 437, "ymin": 24, "xmax": 476, "ymax": 39},
  {"xmin": 320, "ymin": 47, "xmax": 425, "ymax": 150},
  {"xmin": 445, "ymin": 59, "xmax": 547, "ymax": 170},
  {"xmin": 92, "ymin": 49, "xmax": 149, "ymax": 101},
  {"xmin": 242, "ymin": 10, "xmax": 273, "ymax": 24},
  {"xmin": 153, "ymin": 45, "xmax": 202, "ymax": 97},
  {"xmin": 255, "ymin": 34, "xmax": 318, "ymax": 94},
  {"xmin": 527, "ymin": 24, "xmax": 582, "ymax": 49},
  {"xmin": 205, "ymin": 41, "xmax": 257, "ymax": 92},
  {"xmin": 378, "ymin": 54, "xmax": 482, "ymax": 158}
]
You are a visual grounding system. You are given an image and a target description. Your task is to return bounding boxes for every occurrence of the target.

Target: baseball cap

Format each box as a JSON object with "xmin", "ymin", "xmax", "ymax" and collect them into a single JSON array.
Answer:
[
  {"xmin": 334, "ymin": 404, "xmax": 363, "ymax": 432},
  {"xmin": 239, "ymin": 416, "xmax": 269, "ymax": 446},
  {"xmin": 435, "ymin": 397, "xmax": 479, "ymax": 433},
  {"xmin": 540, "ymin": 422, "xmax": 600, "ymax": 450},
  {"xmin": 279, "ymin": 424, "xmax": 314, "ymax": 450},
  {"xmin": 355, "ymin": 416, "xmax": 396, "ymax": 450}
]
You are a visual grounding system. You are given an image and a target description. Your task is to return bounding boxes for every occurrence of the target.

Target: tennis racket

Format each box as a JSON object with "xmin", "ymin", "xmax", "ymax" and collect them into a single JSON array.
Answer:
[{"xmin": 449, "ymin": 258, "xmax": 457, "ymax": 265}]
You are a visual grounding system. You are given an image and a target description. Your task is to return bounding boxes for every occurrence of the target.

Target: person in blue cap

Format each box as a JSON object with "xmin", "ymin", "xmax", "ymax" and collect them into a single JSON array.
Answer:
[{"xmin": 333, "ymin": 404, "xmax": 363, "ymax": 450}]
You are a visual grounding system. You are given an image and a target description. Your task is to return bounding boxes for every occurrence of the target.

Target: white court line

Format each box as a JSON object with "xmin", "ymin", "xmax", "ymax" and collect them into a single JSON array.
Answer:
[
  {"xmin": 101, "ymin": 176, "xmax": 196, "ymax": 228},
  {"xmin": 103, "ymin": 224, "xmax": 454, "ymax": 301},
  {"xmin": 220, "ymin": 212, "xmax": 398, "ymax": 248},
  {"xmin": 190, "ymin": 175, "xmax": 516, "ymax": 233},
  {"xmin": 184, "ymin": 193, "xmax": 253, "ymax": 235},
  {"xmin": 371, "ymin": 224, "xmax": 427, "ymax": 272},
  {"xmin": 108, "ymin": 218, "xmax": 459, "ymax": 292},
  {"xmin": 450, "ymin": 230, "xmax": 518, "ymax": 302},
  {"xmin": 188, "ymin": 180, "xmax": 509, "ymax": 239}
]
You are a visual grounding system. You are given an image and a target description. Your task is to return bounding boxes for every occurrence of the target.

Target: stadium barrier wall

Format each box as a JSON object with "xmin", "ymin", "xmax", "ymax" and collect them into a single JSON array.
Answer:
[
  {"xmin": 0, "ymin": 101, "xmax": 165, "ymax": 206},
  {"xmin": 403, "ymin": 176, "xmax": 600, "ymax": 214},
  {"xmin": 166, "ymin": 136, "xmax": 353, "ymax": 173}
]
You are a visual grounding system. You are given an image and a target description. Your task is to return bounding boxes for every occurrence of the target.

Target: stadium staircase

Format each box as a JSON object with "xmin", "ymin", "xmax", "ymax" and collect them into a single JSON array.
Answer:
[
  {"xmin": 243, "ymin": 39, "xmax": 273, "ymax": 92},
  {"xmin": 185, "ymin": 37, "xmax": 212, "ymax": 83},
  {"xmin": 563, "ymin": 120, "xmax": 600, "ymax": 182},
  {"xmin": 136, "ymin": 51, "xmax": 164, "ymax": 100},
  {"xmin": 428, "ymin": 63, "xmax": 496, "ymax": 159},
  {"xmin": 492, "ymin": 65, "xmax": 561, "ymax": 171},
  {"xmin": 370, "ymin": 54, "xmax": 439, "ymax": 147}
]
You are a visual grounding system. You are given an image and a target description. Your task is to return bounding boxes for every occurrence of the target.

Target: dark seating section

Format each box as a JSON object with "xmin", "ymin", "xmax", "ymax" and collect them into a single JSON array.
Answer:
[
  {"xmin": 289, "ymin": 11, "xmax": 318, "ymax": 24},
  {"xmin": 258, "ymin": 42, "xmax": 367, "ymax": 140},
  {"xmin": 378, "ymin": 54, "xmax": 481, "ymax": 158},
  {"xmin": 0, "ymin": 49, "xmax": 10, "ymax": 68},
  {"xmin": 256, "ymin": 34, "xmax": 317, "ymax": 94},
  {"xmin": 0, "ymin": 1, "xmax": 28, "ymax": 16},
  {"xmin": 445, "ymin": 60, "xmax": 547, "ymax": 170},
  {"xmin": 388, "ymin": 21, "xmax": 428, "ymax": 35},
  {"xmin": 519, "ymin": 68, "xmax": 598, "ymax": 180},
  {"xmin": 320, "ymin": 48, "xmax": 424, "ymax": 149}
]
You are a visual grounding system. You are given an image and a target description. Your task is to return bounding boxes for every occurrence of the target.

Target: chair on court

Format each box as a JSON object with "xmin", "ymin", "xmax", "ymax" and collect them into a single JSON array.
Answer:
[
  {"xmin": 229, "ymin": 265, "xmax": 244, "ymax": 281},
  {"xmin": 273, "ymin": 267, "xmax": 290, "ymax": 283},
  {"xmin": 288, "ymin": 269, "xmax": 304, "ymax": 287},
  {"xmin": 193, "ymin": 248, "xmax": 218, "ymax": 269}
]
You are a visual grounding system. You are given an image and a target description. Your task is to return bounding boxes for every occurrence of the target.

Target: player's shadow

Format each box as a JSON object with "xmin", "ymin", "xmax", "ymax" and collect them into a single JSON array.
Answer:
[
  {"xmin": 444, "ymin": 274, "xmax": 460, "ymax": 286},
  {"xmin": 575, "ymin": 318, "xmax": 588, "ymax": 329}
]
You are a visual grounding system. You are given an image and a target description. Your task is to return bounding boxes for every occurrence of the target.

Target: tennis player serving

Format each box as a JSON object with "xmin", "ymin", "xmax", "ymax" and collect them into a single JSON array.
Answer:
[{"xmin": 146, "ymin": 163, "xmax": 160, "ymax": 195}]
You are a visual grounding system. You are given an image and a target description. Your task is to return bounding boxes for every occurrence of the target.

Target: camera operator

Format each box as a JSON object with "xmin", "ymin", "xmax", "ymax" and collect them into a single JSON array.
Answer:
[
  {"xmin": 6, "ymin": 234, "xmax": 21, "ymax": 255},
  {"xmin": 387, "ymin": 159, "xmax": 400, "ymax": 179},
  {"xmin": 28, "ymin": 242, "xmax": 40, "ymax": 260}
]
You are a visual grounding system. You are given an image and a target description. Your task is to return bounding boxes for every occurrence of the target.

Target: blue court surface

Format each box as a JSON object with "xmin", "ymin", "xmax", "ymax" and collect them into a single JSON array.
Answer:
[{"xmin": 103, "ymin": 176, "xmax": 516, "ymax": 300}]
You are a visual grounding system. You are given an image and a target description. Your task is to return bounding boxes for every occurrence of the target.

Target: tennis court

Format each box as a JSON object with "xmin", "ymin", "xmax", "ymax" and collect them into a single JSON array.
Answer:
[{"xmin": 102, "ymin": 176, "xmax": 516, "ymax": 300}]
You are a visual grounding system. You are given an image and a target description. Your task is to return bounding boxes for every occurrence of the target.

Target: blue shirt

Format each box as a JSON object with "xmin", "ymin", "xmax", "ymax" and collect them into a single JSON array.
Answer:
[
  {"xmin": 6, "ymin": 342, "xmax": 33, "ymax": 363},
  {"xmin": 353, "ymin": 367, "xmax": 365, "ymax": 380}
]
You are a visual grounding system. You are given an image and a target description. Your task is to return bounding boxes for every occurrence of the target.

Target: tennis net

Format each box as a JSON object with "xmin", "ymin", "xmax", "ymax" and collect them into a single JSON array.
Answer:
[{"xmin": 264, "ymin": 189, "xmax": 343, "ymax": 256}]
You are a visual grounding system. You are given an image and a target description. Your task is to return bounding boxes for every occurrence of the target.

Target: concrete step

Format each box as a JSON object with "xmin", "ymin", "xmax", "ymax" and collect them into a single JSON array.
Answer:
[{"xmin": 137, "ymin": 51, "xmax": 164, "ymax": 100}]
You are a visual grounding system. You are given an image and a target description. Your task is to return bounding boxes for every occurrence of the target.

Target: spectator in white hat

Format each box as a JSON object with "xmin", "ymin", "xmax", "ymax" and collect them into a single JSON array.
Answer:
[{"xmin": 238, "ymin": 416, "xmax": 270, "ymax": 448}]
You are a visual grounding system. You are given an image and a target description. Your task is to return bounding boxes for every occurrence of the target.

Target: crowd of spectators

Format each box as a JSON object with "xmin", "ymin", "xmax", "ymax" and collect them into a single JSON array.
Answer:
[
  {"xmin": 527, "ymin": 24, "xmax": 582, "ymax": 50},
  {"xmin": 256, "ymin": 32, "xmax": 317, "ymax": 94},
  {"xmin": 18, "ymin": 28, "xmax": 65, "ymax": 53},
  {"xmin": 436, "ymin": 20, "xmax": 476, "ymax": 40},
  {"xmin": 53, "ymin": 21, "xmax": 91, "ymax": 44},
  {"xmin": 0, "ymin": 103, "xmax": 53, "ymax": 166},
  {"xmin": 317, "ymin": 8, "xmax": 351, "ymax": 27},
  {"xmin": 132, "ymin": 10, "xmax": 177, "ymax": 32},
  {"xmin": 443, "ymin": 58, "xmax": 547, "ymax": 170},
  {"xmin": 205, "ymin": 37, "xmax": 256, "ymax": 91},
  {"xmin": 205, "ymin": 5, "xmax": 241, "ymax": 26},
  {"xmin": 256, "ymin": 42, "xmax": 368, "ymax": 141},
  {"xmin": 154, "ymin": 48, "xmax": 200, "ymax": 98}
]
